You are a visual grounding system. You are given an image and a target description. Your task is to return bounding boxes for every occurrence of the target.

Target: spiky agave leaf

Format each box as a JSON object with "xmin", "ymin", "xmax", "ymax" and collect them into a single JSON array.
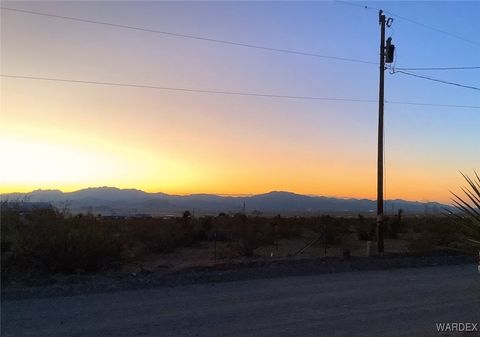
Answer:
[
  {"xmin": 453, "ymin": 171, "xmax": 480, "ymax": 223},
  {"xmin": 450, "ymin": 171, "xmax": 480, "ymax": 248}
]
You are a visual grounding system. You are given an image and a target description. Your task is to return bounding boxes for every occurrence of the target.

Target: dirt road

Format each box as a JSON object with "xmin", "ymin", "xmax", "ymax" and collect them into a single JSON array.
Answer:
[{"xmin": 2, "ymin": 264, "xmax": 479, "ymax": 337}]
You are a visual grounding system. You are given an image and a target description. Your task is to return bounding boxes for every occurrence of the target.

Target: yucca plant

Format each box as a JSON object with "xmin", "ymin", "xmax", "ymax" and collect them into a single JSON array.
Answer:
[{"xmin": 450, "ymin": 171, "xmax": 480, "ymax": 247}]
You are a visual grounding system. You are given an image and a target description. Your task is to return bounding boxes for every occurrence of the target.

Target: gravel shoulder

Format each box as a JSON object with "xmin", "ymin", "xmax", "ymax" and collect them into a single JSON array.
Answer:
[
  {"xmin": 2, "ymin": 263, "xmax": 479, "ymax": 337},
  {"xmin": 1, "ymin": 253, "xmax": 475, "ymax": 301}
]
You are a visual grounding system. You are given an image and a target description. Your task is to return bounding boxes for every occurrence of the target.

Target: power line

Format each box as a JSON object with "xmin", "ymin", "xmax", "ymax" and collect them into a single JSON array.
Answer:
[
  {"xmin": 335, "ymin": 0, "xmax": 480, "ymax": 47},
  {"xmin": 395, "ymin": 66, "xmax": 480, "ymax": 71},
  {"xmin": 1, "ymin": 6, "xmax": 376, "ymax": 65},
  {"xmin": 391, "ymin": 69, "xmax": 480, "ymax": 91},
  {"xmin": 383, "ymin": 10, "xmax": 480, "ymax": 47},
  {"xmin": 4, "ymin": 7, "xmax": 477, "ymax": 80},
  {"xmin": 384, "ymin": 100, "xmax": 478, "ymax": 109},
  {"xmin": 0, "ymin": 74, "xmax": 378, "ymax": 103},
  {"xmin": 334, "ymin": 0, "xmax": 370, "ymax": 10},
  {"xmin": 2, "ymin": 74, "xmax": 479, "ymax": 109}
]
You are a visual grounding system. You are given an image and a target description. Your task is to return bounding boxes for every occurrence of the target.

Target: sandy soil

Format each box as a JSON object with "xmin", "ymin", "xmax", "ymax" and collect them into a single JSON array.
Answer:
[{"xmin": 122, "ymin": 233, "xmax": 411, "ymax": 274}]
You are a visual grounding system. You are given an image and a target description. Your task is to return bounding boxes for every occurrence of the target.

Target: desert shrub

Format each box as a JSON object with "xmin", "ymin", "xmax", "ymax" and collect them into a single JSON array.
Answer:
[
  {"xmin": 176, "ymin": 216, "xmax": 195, "ymax": 247},
  {"xmin": 191, "ymin": 216, "xmax": 214, "ymax": 241},
  {"xmin": 272, "ymin": 216, "xmax": 301, "ymax": 239},
  {"xmin": 120, "ymin": 218, "xmax": 178, "ymax": 254},
  {"xmin": 356, "ymin": 226, "xmax": 375, "ymax": 241},
  {"xmin": 385, "ymin": 210, "xmax": 406, "ymax": 239},
  {"xmin": 234, "ymin": 219, "xmax": 275, "ymax": 256},
  {"xmin": 49, "ymin": 217, "xmax": 122, "ymax": 273},
  {"xmin": 406, "ymin": 217, "xmax": 466, "ymax": 255},
  {"xmin": 408, "ymin": 236, "xmax": 435, "ymax": 255},
  {"xmin": 233, "ymin": 212, "xmax": 247, "ymax": 223},
  {"xmin": 427, "ymin": 218, "xmax": 462, "ymax": 246},
  {"xmin": 314, "ymin": 216, "xmax": 351, "ymax": 244},
  {"xmin": 1, "ymin": 210, "xmax": 203, "ymax": 278},
  {"xmin": 1, "ymin": 210, "xmax": 122, "ymax": 275},
  {"xmin": 354, "ymin": 215, "xmax": 376, "ymax": 241},
  {"xmin": 406, "ymin": 217, "xmax": 431, "ymax": 234},
  {"xmin": 209, "ymin": 215, "xmax": 239, "ymax": 241},
  {"xmin": 238, "ymin": 229, "xmax": 262, "ymax": 256}
]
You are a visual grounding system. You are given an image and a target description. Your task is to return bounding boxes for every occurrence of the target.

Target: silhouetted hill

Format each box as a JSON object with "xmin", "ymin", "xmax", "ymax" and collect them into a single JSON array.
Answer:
[{"xmin": 1, "ymin": 187, "xmax": 447, "ymax": 216}]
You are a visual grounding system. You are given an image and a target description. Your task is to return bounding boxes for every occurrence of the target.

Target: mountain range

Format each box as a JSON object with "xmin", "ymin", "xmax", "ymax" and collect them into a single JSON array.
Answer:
[{"xmin": 1, "ymin": 187, "xmax": 448, "ymax": 216}]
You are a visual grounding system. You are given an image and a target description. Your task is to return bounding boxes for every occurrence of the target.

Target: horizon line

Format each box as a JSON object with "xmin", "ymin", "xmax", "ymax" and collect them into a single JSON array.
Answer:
[{"xmin": 0, "ymin": 186, "xmax": 445, "ymax": 204}]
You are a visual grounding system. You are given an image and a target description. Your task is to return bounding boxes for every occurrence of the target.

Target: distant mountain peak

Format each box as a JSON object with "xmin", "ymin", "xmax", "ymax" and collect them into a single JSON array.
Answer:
[
  {"xmin": 0, "ymin": 187, "xmax": 449, "ymax": 215},
  {"xmin": 31, "ymin": 189, "xmax": 63, "ymax": 193},
  {"xmin": 256, "ymin": 191, "xmax": 303, "ymax": 197},
  {"xmin": 78, "ymin": 186, "xmax": 132, "ymax": 192}
]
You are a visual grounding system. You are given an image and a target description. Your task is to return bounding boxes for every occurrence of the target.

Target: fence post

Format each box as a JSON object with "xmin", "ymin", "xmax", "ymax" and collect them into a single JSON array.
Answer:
[
  {"xmin": 324, "ymin": 222, "xmax": 327, "ymax": 257},
  {"xmin": 366, "ymin": 241, "xmax": 372, "ymax": 257},
  {"xmin": 214, "ymin": 231, "xmax": 217, "ymax": 262}
]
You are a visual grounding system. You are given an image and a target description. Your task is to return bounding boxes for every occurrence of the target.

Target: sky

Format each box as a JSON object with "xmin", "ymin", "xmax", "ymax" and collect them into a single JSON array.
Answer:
[{"xmin": 1, "ymin": 1, "xmax": 479, "ymax": 203}]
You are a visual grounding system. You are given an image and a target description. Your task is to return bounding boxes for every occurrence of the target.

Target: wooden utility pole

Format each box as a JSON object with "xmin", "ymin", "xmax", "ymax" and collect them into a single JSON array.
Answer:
[{"xmin": 377, "ymin": 10, "xmax": 386, "ymax": 253}]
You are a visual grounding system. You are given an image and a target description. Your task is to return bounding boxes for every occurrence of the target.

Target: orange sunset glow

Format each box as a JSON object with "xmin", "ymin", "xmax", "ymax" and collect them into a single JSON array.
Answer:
[{"xmin": 1, "ymin": 1, "xmax": 478, "ymax": 203}]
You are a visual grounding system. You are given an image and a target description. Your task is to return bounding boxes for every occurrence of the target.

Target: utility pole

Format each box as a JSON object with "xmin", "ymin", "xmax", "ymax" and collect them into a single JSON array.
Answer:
[
  {"xmin": 376, "ymin": 10, "xmax": 394, "ymax": 254},
  {"xmin": 377, "ymin": 10, "xmax": 386, "ymax": 254}
]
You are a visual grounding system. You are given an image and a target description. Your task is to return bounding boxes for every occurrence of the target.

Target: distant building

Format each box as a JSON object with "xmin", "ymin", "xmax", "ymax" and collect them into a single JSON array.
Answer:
[
  {"xmin": 131, "ymin": 214, "xmax": 153, "ymax": 219},
  {"xmin": 99, "ymin": 214, "xmax": 152, "ymax": 220},
  {"xmin": 101, "ymin": 215, "xmax": 128, "ymax": 220}
]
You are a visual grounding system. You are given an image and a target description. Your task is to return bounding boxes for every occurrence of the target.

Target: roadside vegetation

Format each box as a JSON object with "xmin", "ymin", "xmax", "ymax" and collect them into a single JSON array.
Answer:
[
  {"xmin": 1, "ymin": 201, "xmax": 475, "ymax": 283},
  {"xmin": 449, "ymin": 171, "xmax": 480, "ymax": 249}
]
